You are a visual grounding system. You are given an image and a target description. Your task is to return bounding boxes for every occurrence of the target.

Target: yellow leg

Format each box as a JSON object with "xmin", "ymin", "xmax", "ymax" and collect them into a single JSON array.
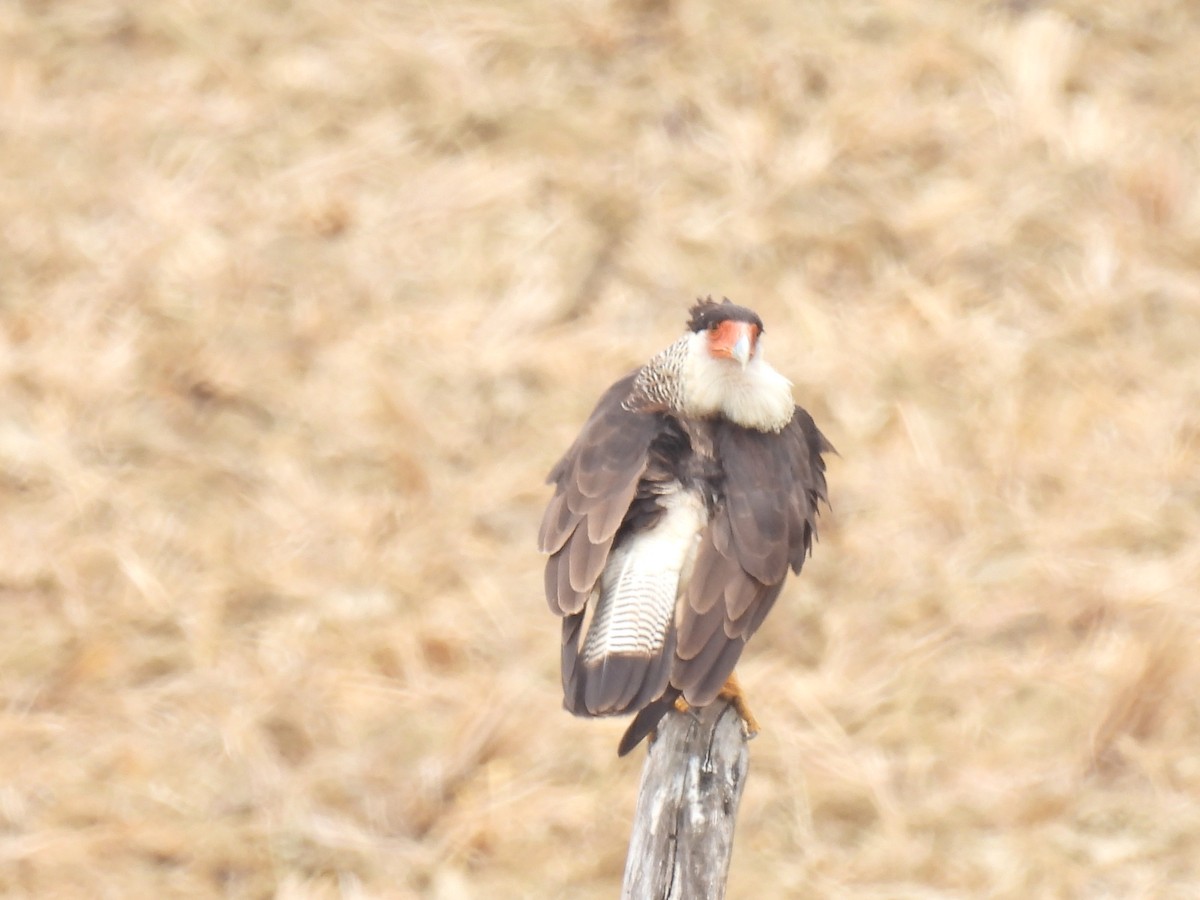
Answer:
[
  {"xmin": 670, "ymin": 673, "xmax": 759, "ymax": 736},
  {"xmin": 717, "ymin": 671, "xmax": 760, "ymax": 738}
]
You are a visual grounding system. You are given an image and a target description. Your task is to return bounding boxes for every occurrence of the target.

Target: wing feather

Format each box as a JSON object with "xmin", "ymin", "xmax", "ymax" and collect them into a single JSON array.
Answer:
[
  {"xmin": 561, "ymin": 613, "xmax": 586, "ymax": 713},
  {"xmin": 538, "ymin": 491, "xmax": 578, "ymax": 555},
  {"xmin": 729, "ymin": 581, "xmax": 786, "ymax": 639},
  {"xmin": 544, "ymin": 555, "xmax": 562, "ymax": 614},
  {"xmin": 586, "ymin": 473, "xmax": 641, "ymax": 543},
  {"xmin": 711, "ymin": 506, "xmax": 736, "ymax": 558},
  {"xmin": 540, "ymin": 372, "xmax": 663, "ymax": 616},
  {"xmin": 682, "ymin": 531, "xmax": 725, "ymax": 615},
  {"xmin": 675, "ymin": 592, "xmax": 726, "ymax": 660},
  {"xmin": 720, "ymin": 425, "xmax": 793, "ymax": 583},
  {"xmin": 723, "ymin": 570, "xmax": 766, "ymax": 623},
  {"xmin": 687, "ymin": 638, "xmax": 748, "ymax": 706},
  {"xmin": 556, "ymin": 549, "xmax": 587, "ymax": 615},
  {"xmin": 675, "ymin": 631, "xmax": 745, "ymax": 705},
  {"xmin": 669, "ymin": 408, "xmax": 831, "ymax": 708},
  {"xmin": 567, "ymin": 524, "xmax": 609, "ymax": 594}
]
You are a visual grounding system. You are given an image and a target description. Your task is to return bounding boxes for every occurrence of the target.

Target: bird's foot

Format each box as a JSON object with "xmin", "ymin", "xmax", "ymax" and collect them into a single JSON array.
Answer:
[
  {"xmin": 717, "ymin": 671, "xmax": 760, "ymax": 739},
  {"xmin": 667, "ymin": 674, "xmax": 759, "ymax": 739}
]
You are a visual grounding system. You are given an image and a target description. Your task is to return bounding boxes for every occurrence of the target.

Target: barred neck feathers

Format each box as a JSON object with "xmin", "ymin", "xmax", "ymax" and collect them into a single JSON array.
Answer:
[{"xmin": 628, "ymin": 332, "xmax": 794, "ymax": 433}]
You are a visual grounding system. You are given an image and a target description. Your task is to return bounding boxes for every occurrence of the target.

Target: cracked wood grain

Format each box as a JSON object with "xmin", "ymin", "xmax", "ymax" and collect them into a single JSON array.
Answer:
[{"xmin": 621, "ymin": 700, "xmax": 749, "ymax": 900}]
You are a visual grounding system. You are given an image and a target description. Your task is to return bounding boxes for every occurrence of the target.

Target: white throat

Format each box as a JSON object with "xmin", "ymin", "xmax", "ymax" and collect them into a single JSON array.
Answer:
[{"xmin": 679, "ymin": 331, "xmax": 794, "ymax": 432}]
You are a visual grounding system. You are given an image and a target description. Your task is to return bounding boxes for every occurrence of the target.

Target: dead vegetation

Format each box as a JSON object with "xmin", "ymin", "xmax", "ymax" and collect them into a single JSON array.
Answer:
[{"xmin": 1, "ymin": 1, "xmax": 1198, "ymax": 897}]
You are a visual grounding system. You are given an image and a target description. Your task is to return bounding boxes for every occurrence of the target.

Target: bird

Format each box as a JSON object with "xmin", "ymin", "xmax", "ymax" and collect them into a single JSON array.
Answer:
[{"xmin": 538, "ymin": 297, "xmax": 832, "ymax": 756}]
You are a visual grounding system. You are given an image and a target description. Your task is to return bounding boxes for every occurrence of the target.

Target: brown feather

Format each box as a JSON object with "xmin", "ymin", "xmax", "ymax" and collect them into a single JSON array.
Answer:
[
  {"xmin": 561, "ymin": 612, "xmax": 585, "ymax": 712},
  {"xmin": 542, "ymin": 341, "xmax": 833, "ymax": 757},
  {"xmin": 675, "ymin": 628, "xmax": 743, "ymax": 704},
  {"xmin": 729, "ymin": 581, "xmax": 785, "ymax": 639},
  {"xmin": 675, "ymin": 597, "xmax": 726, "ymax": 660},
  {"xmin": 723, "ymin": 570, "xmax": 766, "ymax": 623},
  {"xmin": 567, "ymin": 528, "xmax": 605, "ymax": 594},
  {"xmin": 583, "ymin": 654, "xmax": 642, "ymax": 715},
  {"xmin": 683, "ymin": 536, "xmax": 724, "ymax": 614},
  {"xmin": 538, "ymin": 490, "xmax": 579, "ymax": 555},
  {"xmin": 711, "ymin": 506, "xmax": 736, "ymax": 558},
  {"xmin": 629, "ymin": 628, "xmax": 676, "ymax": 711},
  {"xmin": 556, "ymin": 546, "xmax": 587, "ymax": 614},
  {"xmin": 665, "ymin": 410, "xmax": 832, "ymax": 718},
  {"xmin": 544, "ymin": 553, "xmax": 563, "ymax": 613},
  {"xmin": 542, "ymin": 371, "xmax": 662, "ymax": 609},
  {"xmin": 685, "ymin": 638, "xmax": 747, "ymax": 706},
  {"xmin": 586, "ymin": 473, "xmax": 641, "ymax": 543},
  {"xmin": 617, "ymin": 689, "xmax": 681, "ymax": 757}
]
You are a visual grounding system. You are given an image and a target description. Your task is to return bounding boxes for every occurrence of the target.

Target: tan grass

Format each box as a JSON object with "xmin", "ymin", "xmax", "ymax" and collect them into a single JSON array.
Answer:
[{"xmin": 2, "ymin": 1, "xmax": 1199, "ymax": 896}]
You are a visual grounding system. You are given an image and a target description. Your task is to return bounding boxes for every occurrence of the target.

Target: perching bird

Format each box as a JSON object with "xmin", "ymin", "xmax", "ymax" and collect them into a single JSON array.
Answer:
[{"xmin": 539, "ymin": 298, "xmax": 832, "ymax": 756}]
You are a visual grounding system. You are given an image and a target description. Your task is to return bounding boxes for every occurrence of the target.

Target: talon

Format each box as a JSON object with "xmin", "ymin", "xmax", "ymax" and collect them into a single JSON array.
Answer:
[{"xmin": 717, "ymin": 671, "xmax": 760, "ymax": 738}]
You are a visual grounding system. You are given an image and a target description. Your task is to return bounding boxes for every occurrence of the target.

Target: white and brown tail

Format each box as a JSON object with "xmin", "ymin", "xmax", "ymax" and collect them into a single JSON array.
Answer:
[{"xmin": 563, "ymin": 488, "xmax": 705, "ymax": 718}]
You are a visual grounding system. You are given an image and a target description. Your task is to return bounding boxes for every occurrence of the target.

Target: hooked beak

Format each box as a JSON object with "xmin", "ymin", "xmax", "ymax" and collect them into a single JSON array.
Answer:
[
  {"xmin": 709, "ymin": 320, "xmax": 757, "ymax": 368},
  {"xmin": 730, "ymin": 333, "xmax": 751, "ymax": 368}
]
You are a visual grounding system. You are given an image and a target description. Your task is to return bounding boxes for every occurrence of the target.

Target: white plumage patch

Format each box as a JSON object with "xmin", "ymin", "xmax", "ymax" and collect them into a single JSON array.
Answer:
[
  {"xmin": 680, "ymin": 330, "xmax": 794, "ymax": 432},
  {"xmin": 582, "ymin": 487, "xmax": 707, "ymax": 663}
]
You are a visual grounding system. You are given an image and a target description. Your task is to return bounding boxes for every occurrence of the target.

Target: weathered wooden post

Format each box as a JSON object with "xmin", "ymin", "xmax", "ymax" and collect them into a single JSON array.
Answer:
[{"xmin": 621, "ymin": 700, "xmax": 750, "ymax": 899}]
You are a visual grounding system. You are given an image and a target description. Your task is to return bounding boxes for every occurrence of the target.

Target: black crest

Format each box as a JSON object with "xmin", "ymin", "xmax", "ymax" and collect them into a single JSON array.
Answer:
[{"xmin": 687, "ymin": 297, "xmax": 765, "ymax": 334}]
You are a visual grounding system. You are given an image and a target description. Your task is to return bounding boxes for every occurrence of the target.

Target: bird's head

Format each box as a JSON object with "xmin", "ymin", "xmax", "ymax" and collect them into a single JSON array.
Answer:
[
  {"xmin": 687, "ymin": 298, "xmax": 764, "ymax": 370},
  {"xmin": 691, "ymin": 296, "xmax": 763, "ymax": 367},
  {"xmin": 628, "ymin": 297, "xmax": 792, "ymax": 431},
  {"xmin": 672, "ymin": 297, "xmax": 792, "ymax": 432}
]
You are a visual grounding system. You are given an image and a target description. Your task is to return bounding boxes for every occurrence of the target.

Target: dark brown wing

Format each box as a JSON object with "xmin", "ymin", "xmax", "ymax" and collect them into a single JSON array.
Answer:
[
  {"xmin": 539, "ymin": 372, "xmax": 662, "ymax": 617},
  {"xmin": 672, "ymin": 407, "xmax": 832, "ymax": 706}
]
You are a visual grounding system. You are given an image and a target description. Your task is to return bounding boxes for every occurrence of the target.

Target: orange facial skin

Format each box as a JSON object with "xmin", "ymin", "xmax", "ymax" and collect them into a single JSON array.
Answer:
[{"xmin": 706, "ymin": 319, "xmax": 759, "ymax": 366}]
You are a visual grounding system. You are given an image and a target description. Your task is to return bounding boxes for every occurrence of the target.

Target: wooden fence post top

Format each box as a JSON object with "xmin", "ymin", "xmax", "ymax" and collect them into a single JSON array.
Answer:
[{"xmin": 621, "ymin": 700, "xmax": 750, "ymax": 900}]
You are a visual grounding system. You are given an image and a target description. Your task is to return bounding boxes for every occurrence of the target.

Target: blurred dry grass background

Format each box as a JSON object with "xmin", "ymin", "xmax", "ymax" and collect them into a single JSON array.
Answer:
[{"xmin": 1, "ymin": 1, "xmax": 1199, "ymax": 897}]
